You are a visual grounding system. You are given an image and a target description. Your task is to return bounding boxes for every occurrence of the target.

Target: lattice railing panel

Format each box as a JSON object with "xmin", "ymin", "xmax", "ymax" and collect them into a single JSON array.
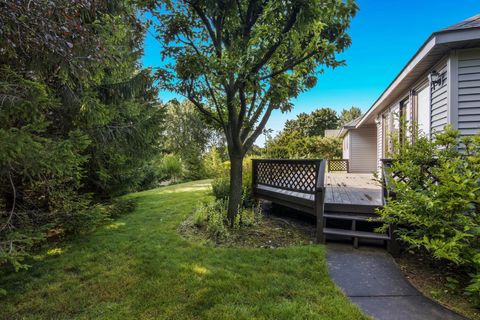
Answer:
[
  {"xmin": 253, "ymin": 160, "xmax": 320, "ymax": 193},
  {"xmin": 381, "ymin": 159, "xmax": 440, "ymax": 202},
  {"xmin": 328, "ymin": 159, "xmax": 349, "ymax": 172}
]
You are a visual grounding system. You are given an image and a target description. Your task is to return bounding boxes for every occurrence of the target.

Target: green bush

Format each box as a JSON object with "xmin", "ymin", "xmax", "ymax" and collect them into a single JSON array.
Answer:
[
  {"xmin": 59, "ymin": 198, "xmax": 137, "ymax": 235},
  {"xmin": 211, "ymin": 176, "xmax": 230, "ymax": 200},
  {"xmin": 192, "ymin": 199, "xmax": 261, "ymax": 240},
  {"xmin": 379, "ymin": 125, "xmax": 480, "ymax": 302},
  {"xmin": 210, "ymin": 157, "xmax": 254, "ymax": 205},
  {"xmin": 203, "ymin": 146, "xmax": 225, "ymax": 178},
  {"xmin": 159, "ymin": 154, "xmax": 183, "ymax": 183},
  {"xmin": 192, "ymin": 200, "xmax": 229, "ymax": 239}
]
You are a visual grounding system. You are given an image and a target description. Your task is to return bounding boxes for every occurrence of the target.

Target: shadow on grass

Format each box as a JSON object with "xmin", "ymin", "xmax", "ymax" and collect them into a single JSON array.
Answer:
[{"xmin": 1, "ymin": 180, "xmax": 368, "ymax": 320}]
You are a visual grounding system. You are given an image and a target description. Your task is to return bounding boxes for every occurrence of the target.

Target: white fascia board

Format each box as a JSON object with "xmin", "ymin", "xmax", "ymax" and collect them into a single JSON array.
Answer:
[{"xmin": 356, "ymin": 36, "xmax": 437, "ymax": 128}]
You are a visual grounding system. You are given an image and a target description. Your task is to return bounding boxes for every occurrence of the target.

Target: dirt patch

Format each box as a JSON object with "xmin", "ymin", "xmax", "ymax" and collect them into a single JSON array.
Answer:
[
  {"xmin": 179, "ymin": 211, "xmax": 315, "ymax": 248},
  {"xmin": 396, "ymin": 252, "xmax": 480, "ymax": 320}
]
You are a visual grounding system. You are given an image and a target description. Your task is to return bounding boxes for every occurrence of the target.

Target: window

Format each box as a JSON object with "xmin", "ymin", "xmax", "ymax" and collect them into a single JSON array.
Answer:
[
  {"xmin": 399, "ymin": 98, "xmax": 409, "ymax": 145},
  {"xmin": 415, "ymin": 85, "xmax": 430, "ymax": 138},
  {"xmin": 382, "ymin": 113, "xmax": 389, "ymax": 158},
  {"xmin": 382, "ymin": 100, "xmax": 407, "ymax": 157}
]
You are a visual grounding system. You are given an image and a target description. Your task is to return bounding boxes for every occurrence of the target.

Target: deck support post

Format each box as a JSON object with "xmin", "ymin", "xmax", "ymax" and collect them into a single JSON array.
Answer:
[
  {"xmin": 387, "ymin": 224, "xmax": 400, "ymax": 257},
  {"xmin": 315, "ymin": 188, "xmax": 325, "ymax": 244}
]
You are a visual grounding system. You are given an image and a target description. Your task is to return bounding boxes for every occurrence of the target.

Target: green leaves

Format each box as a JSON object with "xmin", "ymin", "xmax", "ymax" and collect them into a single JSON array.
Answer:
[
  {"xmin": 1, "ymin": 0, "xmax": 165, "ymax": 272},
  {"xmin": 379, "ymin": 125, "xmax": 480, "ymax": 301}
]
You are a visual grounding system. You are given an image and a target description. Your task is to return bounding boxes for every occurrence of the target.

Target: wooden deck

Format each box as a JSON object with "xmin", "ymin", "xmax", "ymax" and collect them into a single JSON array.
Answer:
[
  {"xmin": 251, "ymin": 159, "xmax": 394, "ymax": 249},
  {"xmin": 256, "ymin": 172, "xmax": 383, "ymax": 209},
  {"xmin": 325, "ymin": 173, "xmax": 382, "ymax": 207}
]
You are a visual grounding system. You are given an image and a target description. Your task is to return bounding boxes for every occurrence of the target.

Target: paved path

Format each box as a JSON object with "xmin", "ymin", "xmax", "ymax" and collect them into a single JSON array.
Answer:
[{"xmin": 327, "ymin": 244, "xmax": 466, "ymax": 320}]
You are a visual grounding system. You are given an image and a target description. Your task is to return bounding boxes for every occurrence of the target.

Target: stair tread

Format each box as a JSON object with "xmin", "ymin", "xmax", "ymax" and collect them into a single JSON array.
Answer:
[
  {"xmin": 323, "ymin": 227, "xmax": 390, "ymax": 240},
  {"xmin": 324, "ymin": 212, "xmax": 381, "ymax": 222}
]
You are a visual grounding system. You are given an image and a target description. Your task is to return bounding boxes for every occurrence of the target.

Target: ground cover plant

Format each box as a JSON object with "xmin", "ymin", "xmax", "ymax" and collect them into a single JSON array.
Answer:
[{"xmin": 0, "ymin": 181, "xmax": 367, "ymax": 320}]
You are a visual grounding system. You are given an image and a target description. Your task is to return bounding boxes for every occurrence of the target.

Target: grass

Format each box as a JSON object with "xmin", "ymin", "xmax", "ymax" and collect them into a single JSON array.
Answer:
[{"xmin": 0, "ymin": 180, "xmax": 367, "ymax": 320}]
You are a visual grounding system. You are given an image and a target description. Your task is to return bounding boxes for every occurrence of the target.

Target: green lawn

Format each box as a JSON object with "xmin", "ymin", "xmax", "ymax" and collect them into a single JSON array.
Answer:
[{"xmin": 1, "ymin": 180, "xmax": 367, "ymax": 320}]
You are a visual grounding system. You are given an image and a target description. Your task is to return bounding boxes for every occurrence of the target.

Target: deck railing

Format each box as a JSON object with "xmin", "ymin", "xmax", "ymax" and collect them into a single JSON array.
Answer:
[
  {"xmin": 327, "ymin": 159, "xmax": 349, "ymax": 172},
  {"xmin": 381, "ymin": 158, "xmax": 439, "ymax": 204},
  {"xmin": 252, "ymin": 159, "xmax": 326, "ymax": 242},
  {"xmin": 252, "ymin": 159, "xmax": 325, "ymax": 194},
  {"xmin": 381, "ymin": 158, "xmax": 441, "ymax": 256}
]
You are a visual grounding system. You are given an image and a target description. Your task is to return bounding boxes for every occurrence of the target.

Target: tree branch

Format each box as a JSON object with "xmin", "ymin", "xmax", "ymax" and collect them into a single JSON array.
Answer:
[
  {"xmin": 243, "ymin": 103, "xmax": 275, "ymax": 151},
  {"xmin": 235, "ymin": 0, "xmax": 245, "ymax": 25},
  {"xmin": 237, "ymin": 84, "xmax": 247, "ymax": 128},
  {"xmin": 188, "ymin": 1, "xmax": 222, "ymax": 58},
  {"xmin": 249, "ymin": 5, "xmax": 301, "ymax": 74},
  {"xmin": 259, "ymin": 50, "xmax": 318, "ymax": 80},
  {"xmin": 240, "ymin": 85, "xmax": 271, "ymax": 142},
  {"xmin": 203, "ymin": 75, "xmax": 226, "ymax": 128},
  {"xmin": 185, "ymin": 82, "xmax": 223, "ymax": 126}
]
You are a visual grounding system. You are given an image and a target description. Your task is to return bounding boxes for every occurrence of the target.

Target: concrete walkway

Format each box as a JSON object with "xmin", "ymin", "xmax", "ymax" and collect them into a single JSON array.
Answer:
[{"xmin": 327, "ymin": 244, "xmax": 466, "ymax": 320}]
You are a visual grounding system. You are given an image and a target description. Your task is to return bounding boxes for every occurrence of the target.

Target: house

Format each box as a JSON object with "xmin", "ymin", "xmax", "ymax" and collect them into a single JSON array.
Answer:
[{"xmin": 337, "ymin": 14, "xmax": 480, "ymax": 173}]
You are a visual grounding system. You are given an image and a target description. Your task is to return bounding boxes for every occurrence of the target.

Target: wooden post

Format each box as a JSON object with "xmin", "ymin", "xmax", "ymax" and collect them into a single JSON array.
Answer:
[
  {"xmin": 315, "ymin": 188, "xmax": 325, "ymax": 244},
  {"xmin": 387, "ymin": 224, "xmax": 400, "ymax": 257},
  {"xmin": 251, "ymin": 159, "xmax": 257, "ymax": 200},
  {"xmin": 315, "ymin": 160, "xmax": 326, "ymax": 244}
]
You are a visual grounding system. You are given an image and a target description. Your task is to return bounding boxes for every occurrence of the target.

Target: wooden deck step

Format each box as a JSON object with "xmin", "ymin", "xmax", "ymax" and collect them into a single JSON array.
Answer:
[
  {"xmin": 323, "ymin": 227, "xmax": 390, "ymax": 240},
  {"xmin": 323, "ymin": 212, "xmax": 381, "ymax": 222}
]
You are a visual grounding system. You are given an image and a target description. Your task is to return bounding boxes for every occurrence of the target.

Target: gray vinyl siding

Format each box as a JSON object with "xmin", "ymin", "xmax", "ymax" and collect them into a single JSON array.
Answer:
[
  {"xmin": 430, "ymin": 61, "xmax": 448, "ymax": 134},
  {"xmin": 457, "ymin": 49, "xmax": 480, "ymax": 135},
  {"xmin": 349, "ymin": 126, "xmax": 377, "ymax": 173}
]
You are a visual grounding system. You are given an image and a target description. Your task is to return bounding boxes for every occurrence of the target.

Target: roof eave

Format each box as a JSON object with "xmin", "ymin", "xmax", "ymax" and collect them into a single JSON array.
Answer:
[{"xmin": 355, "ymin": 26, "xmax": 480, "ymax": 129}]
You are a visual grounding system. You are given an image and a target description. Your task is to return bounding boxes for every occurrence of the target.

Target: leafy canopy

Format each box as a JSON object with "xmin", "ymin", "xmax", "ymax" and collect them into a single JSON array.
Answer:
[
  {"xmin": 284, "ymin": 107, "xmax": 339, "ymax": 137},
  {"xmin": 339, "ymin": 106, "xmax": 362, "ymax": 126},
  {"xmin": 153, "ymin": 0, "xmax": 357, "ymax": 156}
]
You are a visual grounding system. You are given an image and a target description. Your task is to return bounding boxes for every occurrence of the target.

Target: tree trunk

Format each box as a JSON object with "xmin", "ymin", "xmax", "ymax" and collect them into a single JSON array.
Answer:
[{"xmin": 227, "ymin": 153, "xmax": 243, "ymax": 225}]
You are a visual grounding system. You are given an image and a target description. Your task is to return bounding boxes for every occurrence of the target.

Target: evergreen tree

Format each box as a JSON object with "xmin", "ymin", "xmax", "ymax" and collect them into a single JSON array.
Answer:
[{"xmin": 0, "ymin": 0, "xmax": 164, "ymax": 269}]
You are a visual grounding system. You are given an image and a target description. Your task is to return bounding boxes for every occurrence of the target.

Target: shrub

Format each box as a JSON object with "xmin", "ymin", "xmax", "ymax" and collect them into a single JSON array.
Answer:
[
  {"xmin": 379, "ymin": 125, "xmax": 480, "ymax": 301},
  {"xmin": 211, "ymin": 176, "xmax": 230, "ymax": 200},
  {"xmin": 210, "ymin": 157, "xmax": 254, "ymax": 205},
  {"xmin": 191, "ymin": 198, "xmax": 261, "ymax": 240},
  {"xmin": 203, "ymin": 146, "xmax": 224, "ymax": 178},
  {"xmin": 192, "ymin": 200, "xmax": 229, "ymax": 239},
  {"xmin": 58, "ymin": 198, "xmax": 137, "ymax": 235},
  {"xmin": 159, "ymin": 154, "xmax": 183, "ymax": 183}
]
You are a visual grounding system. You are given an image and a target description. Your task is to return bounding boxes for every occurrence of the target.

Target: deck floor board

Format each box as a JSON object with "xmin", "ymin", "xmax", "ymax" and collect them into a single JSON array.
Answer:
[{"xmin": 256, "ymin": 173, "xmax": 382, "ymax": 207}]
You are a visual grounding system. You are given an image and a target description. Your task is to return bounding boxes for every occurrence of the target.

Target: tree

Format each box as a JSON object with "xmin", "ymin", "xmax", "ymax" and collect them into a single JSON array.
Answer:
[
  {"xmin": 152, "ymin": 0, "xmax": 357, "ymax": 222},
  {"xmin": 164, "ymin": 100, "xmax": 217, "ymax": 179},
  {"xmin": 339, "ymin": 106, "xmax": 362, "ymax": 126},
  {"xmin": 284, "ymin": 108, "xmax": 339, "ymax": 137},
  {"xmin": 263, "ymin": 131, "xmax": 341, "ymax": 159},
  {"xmin": 160, "ymin": 154, "xmax": 183, "ymax": 183},
  {"xmin": 0, "ymin": 0, "xmax": 164, "ymax": 269}
]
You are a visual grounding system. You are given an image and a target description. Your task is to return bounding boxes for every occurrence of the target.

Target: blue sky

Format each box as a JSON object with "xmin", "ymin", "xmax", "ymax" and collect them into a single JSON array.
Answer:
[{"xmin": 142, "ymin": 0, "xmax": 480, "ymax": 145}]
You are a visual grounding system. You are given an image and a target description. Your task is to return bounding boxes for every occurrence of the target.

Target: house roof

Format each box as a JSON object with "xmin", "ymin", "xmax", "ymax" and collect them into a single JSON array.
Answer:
[
  {"xmin": 353, "ymin": 14, "xmax": 480, "ymax": 129},
  {"xmin": 440, "ymin": 14, "xmax": 480, "ymax": 32},
  {"xmin": 343, "ymin": 117, "xmax": 361, "ymax": 128},
  {"xmin": 337, "ymin": 116, "xmax": 362, "ymax": 137}
]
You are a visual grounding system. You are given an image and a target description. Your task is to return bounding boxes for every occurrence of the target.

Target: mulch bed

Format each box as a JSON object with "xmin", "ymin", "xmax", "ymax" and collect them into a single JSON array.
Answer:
[
  {"xmin": 179, "ymin": 203, "xmax": 316, "ymax": 248},
  {"xmin": 396, "ymin": 251, "xmax": 480, "ymax": 320}
]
